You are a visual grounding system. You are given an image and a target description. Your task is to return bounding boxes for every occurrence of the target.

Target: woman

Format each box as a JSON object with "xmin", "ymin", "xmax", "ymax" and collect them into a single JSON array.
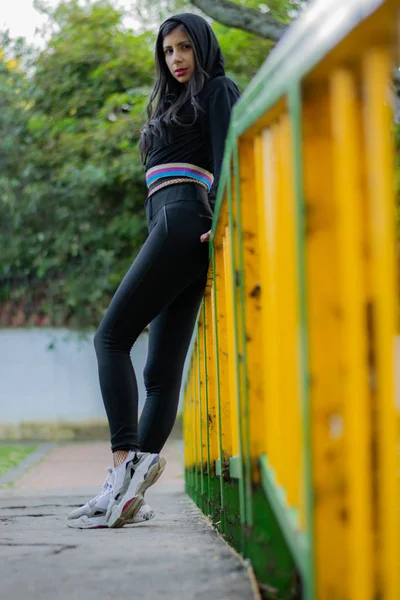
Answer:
[{"xmin": 67, "ymin": 13, "xmax": 240, "ymax": 529}]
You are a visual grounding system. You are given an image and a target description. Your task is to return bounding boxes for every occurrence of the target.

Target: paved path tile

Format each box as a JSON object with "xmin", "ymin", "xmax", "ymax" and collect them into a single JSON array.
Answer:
[{"xmin": 0, "ymin": 441, "xmax": 259, "ymax": 600}]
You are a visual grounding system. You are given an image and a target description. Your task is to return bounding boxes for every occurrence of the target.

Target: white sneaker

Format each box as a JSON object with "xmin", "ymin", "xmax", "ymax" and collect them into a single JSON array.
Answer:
[
  {"xmin": 106, "ymin": 452, "xmax": 166, "ymax": 528},
  {"xmin": 66, "ymin": 462, "xmax": 159, "ymax": 529},
  {"xmin": 67, "ymin": 502, "xmax": 155, "ymax": 529}
]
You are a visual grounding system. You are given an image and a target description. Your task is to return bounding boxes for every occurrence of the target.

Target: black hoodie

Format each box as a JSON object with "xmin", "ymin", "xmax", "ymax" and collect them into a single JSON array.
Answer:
[{"xmin": 145, "ymin": 14, "xmax": 240, "ymax": 209}]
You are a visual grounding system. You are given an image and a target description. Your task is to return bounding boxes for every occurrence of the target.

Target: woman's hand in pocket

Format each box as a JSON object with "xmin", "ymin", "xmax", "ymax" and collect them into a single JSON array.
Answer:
[{"xmin": 200, "ymin": 230, "xmax": 211, "ymax": 243}]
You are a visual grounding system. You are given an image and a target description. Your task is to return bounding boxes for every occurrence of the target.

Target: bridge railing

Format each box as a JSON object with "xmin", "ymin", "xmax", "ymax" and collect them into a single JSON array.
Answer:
[{"xmin": 184, "ymin": 1, "xmax": 400, "ymax": 598}]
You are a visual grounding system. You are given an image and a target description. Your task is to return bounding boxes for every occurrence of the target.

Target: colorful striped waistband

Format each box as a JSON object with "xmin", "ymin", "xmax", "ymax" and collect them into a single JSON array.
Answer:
[{"xmin": 146, "ymin": 163, "xmax": 214, "ymax": 191}]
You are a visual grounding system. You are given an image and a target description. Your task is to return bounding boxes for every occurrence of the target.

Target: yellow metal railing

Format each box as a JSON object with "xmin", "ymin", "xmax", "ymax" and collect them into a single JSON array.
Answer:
[{"xmin": 184, "ymin": 0, "xmax": 400, "ymax": 597}]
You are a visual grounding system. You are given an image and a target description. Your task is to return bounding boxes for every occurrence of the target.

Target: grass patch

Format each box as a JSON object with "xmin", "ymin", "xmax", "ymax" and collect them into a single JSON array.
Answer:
[{"xmin": 0, "ymin": 445, "xmax": 37, "ymax": 477}]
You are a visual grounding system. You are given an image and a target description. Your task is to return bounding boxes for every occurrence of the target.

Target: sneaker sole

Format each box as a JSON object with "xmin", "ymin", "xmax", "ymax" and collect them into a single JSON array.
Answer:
[
  {"xmin": 67, "ymin": 515, "xmax": 108, "ymax": 529},
  {"xmin": 66, "ymin": 506, "xmax": 156, "ymax": 529},
  {"xmin": 107, "ymin": 456, "xmax": 166, "ymax": 528}
]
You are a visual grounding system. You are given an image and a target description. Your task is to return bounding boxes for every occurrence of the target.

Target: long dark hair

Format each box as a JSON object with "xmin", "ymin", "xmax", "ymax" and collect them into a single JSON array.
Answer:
[{"xmin": 139, "ymin": 21, "xmax": 209, "ymax": 165}]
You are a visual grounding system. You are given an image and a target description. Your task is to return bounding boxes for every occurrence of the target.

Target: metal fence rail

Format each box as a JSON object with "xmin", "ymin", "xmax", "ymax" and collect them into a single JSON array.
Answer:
[{"xmin": 184, "ymin": 0, "xmax": 400, "ymax": 597}]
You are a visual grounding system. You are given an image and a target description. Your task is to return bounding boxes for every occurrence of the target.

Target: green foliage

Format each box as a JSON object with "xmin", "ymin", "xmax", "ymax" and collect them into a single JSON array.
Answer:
[
  {"xmin": 214, "ymin": 23, "xmax": 272, "ymax": 88},
  {"xmin": 0, "ymin": 445, "xmax": 37, "ymax": 477},
  {"xmin": 231, "ymin": 0, "xmax": 296, "ymax": 23},
  {"xmin": 1, "ymin": 2, "xmax": 156, "ymax": 328}
]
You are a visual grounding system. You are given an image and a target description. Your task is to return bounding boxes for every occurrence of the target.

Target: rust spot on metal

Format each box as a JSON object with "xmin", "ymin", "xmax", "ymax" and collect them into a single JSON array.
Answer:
[{"xmin": 250, "ymin": 284, "xmax": 261, "ymax": 299}]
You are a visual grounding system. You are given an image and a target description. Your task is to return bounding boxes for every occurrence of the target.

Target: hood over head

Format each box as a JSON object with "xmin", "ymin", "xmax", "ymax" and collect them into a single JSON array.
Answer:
[{"xmin": 157, "ymin": 13, "xmax": 225, "ymax": 81}]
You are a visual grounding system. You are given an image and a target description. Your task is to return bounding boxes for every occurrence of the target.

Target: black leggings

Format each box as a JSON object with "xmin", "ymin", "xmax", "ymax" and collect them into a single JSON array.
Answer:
[{"xmin": 94, "ymin": 183, "xmax": 213, "ymax": 453}]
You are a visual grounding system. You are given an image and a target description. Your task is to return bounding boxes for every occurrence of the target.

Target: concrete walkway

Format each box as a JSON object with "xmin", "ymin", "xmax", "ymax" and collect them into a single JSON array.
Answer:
[{"xmin": 0, "ymin": 441, "xmax": 259, "ymax": 600}]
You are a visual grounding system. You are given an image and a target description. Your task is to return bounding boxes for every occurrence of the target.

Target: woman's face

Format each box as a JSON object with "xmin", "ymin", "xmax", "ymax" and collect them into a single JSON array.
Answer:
[{"xmin": 162, "ymin": 26, "xmax": 195, "ymax": 85}]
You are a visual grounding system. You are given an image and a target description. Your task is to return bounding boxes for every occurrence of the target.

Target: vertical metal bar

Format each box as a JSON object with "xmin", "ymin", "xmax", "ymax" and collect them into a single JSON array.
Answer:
[
  {"xmin": 254, "ymin": 130, "xmax": 276, "ymax": 481},
  {"xmin": 223, "ymin": 229, "xmax": 240, "ymax": 460},
  {"xmin": 202, "ymin": 300, "xmax": 211, "ymax": 511},
  {"xmin": 265, "ymin": 121, "xmax": 285, "ymax": 491},
  {"xmin": 186, "ymin": 373, "xmax": 192, "ymax": 495},
  {"xmin": 226, "ymin": 164, "xmax": 246, "ymax": 536},
  {"xmin": 191, "ymin": 347, "xmax": 195, "ymax": 499},
  {"xmin": 331, "ymin": 66, "xmax": 373, "ymax": 600},
  {"xmin": 277, "ymin": 113, "xmax": 303, "ymax": 510},
  {"xmin": 211, "ymin": 245, "xmax": 227, "ymax": 532},
  {"xmin": 233, "ymin": 141, "xmax": 253, "ymax": 527},
  {"xmin": 204, "ymin": 289, "xmax": 219, "ymax": 476},
  {"xmin": 183, "ymin": 375, "xmax": 188, "ymax": 492},
  {"xmin": 288, "ymin": 82, "xmax": 315, "ymax": 600},
  {"xmin": 363, "ymin": 46, "xmax": 400, "ymax": 600},
  {"xmin": 204, "ymin": 278, "xmax": 221, "ymax": 521},
  {"xmin": 261, "ymin": 126, "xmax": 280, "ymax": 477},
  {"xmin": 197, "ymin": 320, "xmax": 205, "ymax": 509},
  {"xmin": 187, "ymin": 363, "xmax": 192, "ymax": 495},
  {"xmin": 239, "ymin": 135, "xmax": 269, "ymax": 477},
  {"xmin": 193, "ymin": 337, "xmax": 200, "ymax": 504}
]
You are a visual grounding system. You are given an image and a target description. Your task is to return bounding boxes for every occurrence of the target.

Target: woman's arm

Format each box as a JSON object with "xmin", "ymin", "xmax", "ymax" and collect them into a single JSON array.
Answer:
[
  {"xmin": 200, "ymin": 77, "xmax": 240, "ymax": 243},
  {"xmin": 207, "ymin": 77, "xmax": 240, "ymax": 211}
]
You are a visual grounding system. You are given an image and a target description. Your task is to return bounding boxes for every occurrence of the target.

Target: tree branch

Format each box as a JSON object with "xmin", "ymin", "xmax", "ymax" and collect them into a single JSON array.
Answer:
[{"xmin": 190, "ymin": 0, "xmax": 287, "ymax": 42}]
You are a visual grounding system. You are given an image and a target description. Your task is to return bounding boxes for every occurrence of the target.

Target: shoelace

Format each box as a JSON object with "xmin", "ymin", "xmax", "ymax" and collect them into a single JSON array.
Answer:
[{"xmin": 88, "ymin": 467, "xmax": 114, "ymax": 506}]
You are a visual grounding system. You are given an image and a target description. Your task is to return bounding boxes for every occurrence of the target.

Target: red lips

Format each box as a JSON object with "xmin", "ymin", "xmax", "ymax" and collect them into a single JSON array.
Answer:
[{"xmin": 175, "ymin": 68, "xmax": 188, "ymax": 76}]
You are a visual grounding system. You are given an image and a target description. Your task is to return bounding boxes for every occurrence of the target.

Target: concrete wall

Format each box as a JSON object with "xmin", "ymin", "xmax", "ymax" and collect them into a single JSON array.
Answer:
[{"xmin": 0, "ymin": 328, "xmax": 188, "ymax": 439}]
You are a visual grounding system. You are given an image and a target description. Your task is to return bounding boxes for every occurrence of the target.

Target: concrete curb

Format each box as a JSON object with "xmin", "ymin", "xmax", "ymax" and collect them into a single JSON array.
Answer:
[{"xmin": 0, "ymin": 443, "xmax": 57, "ymax": 486}]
